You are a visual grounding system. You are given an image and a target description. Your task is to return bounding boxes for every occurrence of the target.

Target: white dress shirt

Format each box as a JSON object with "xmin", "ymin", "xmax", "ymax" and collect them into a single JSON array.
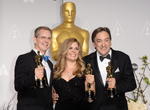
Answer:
[{"xmin": 96, "ymin": 50, "xmax": 112, "ymax": 86}]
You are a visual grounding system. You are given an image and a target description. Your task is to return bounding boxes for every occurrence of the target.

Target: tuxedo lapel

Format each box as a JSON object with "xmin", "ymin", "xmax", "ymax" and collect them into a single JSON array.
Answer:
[
  {"xmin": 30, "ymin": 50, "xmax": 37, "ymax": 68},
  {"xmin": 30, "ymin": 50, "xmax": 37, "ymax": 57},
  {"xmin": 47, "ymin": 60, "xmax": 53, "ymax": 86},
  {"xmin": 90, "ymin": 52, "xmax": 104, "ymax": 86},
  {"xmin": 47, "ymin": 60, "xmax": 53, "ymax": 72},
  {"xmin": 111, "ymin": 49, "xmax": 118, "ymax": 74},
  {"xmin": 43, "ymin": 69, "xmax": 48, "ymax": 85}
]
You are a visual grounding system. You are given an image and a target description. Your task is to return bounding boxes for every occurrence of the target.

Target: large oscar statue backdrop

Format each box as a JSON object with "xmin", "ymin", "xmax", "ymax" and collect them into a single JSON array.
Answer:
[{"xmin": 50, "ymin": 2, "xmax": 89, "ymax": 61}]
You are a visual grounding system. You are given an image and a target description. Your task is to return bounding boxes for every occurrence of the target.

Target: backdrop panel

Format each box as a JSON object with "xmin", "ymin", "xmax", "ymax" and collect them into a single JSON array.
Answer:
[
  {"xmin": 0, "ymin": 0, "xmax": 150, "ymax": 109},
  {"xmin": 63, "ymin": 0, "xmax": 150, "ymax": 109},
  {"xmin": 0, "ymin": 0, "xmax": 62, "ymax": 109}
]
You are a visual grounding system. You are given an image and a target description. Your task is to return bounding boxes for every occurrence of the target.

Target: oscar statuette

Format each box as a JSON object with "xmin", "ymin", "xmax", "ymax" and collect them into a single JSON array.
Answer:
[
  {"xmin": 85, "ymin": 63, "xmax": 95, "ymax": 100},
  {"xmin": 106, "ymin": 62, "xmax": 115, "ymax": 98},
  {"xmin": 35, "ymin": 51, "xmax": 48, "ymax": 88}
]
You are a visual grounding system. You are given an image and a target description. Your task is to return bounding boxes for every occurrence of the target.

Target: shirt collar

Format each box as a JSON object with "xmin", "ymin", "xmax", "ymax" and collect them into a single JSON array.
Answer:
[{"xmin": 96, "ymin": 49, "xmax": 112, "ymax": 58}]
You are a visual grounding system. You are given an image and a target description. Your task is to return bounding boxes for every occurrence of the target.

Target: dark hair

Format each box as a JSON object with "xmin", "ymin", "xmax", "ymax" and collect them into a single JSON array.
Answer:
[
  {"xmin": 34, "ymin": 26, "xmax": 52, "ymax": 38},
  {"xmin": 91, "ymin": 27, "xmax": 111, "ymax": 42}
]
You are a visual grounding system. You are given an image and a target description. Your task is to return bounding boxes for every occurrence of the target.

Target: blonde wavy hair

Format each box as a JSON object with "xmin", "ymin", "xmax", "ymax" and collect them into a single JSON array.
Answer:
[{"xmin": 53, "ymin": 38, "xmax": 85, "ymax": 80}]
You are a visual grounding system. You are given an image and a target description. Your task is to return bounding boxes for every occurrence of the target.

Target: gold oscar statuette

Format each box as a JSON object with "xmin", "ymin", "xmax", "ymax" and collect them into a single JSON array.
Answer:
[
  {"xmin": 35, "ymin": 51, "xmax": 48, "ymax": 88},
  {"xmin": 106, "ymin": 62, "xmax": 115, "ymax": 98},
  {"xmin": 85, "ymin": 63, "xmax": 95, "ymax": 100}
]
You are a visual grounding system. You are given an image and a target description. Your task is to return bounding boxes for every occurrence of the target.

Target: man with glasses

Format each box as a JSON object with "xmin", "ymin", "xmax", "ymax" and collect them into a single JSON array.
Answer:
[{"xmin": 14, "ymin": 26, "xmax": 53, "ymax": 110}]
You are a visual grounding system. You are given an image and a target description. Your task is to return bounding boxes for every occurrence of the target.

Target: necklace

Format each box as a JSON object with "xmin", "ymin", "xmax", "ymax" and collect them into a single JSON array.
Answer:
[{"xmin": 66, "ymin": 70, "xmax": 71, "ymax": 77}]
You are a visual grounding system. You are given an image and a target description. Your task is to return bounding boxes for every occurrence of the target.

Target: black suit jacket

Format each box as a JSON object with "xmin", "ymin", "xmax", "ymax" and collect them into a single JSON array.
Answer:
[
  {"xmin": 14, "ymin": 50, "xmax": 53, "ymax": 110},
  {"xmin": 83, "ymin": 48, "xmax": 136, "ymax": 110}
]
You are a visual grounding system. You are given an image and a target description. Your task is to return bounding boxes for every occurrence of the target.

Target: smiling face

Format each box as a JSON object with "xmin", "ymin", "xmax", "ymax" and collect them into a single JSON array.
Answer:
[
  {"xmin": 92, "ymin": 31, "xmax": 111, "ymax": 56},
  {"xmin": 65, "ymin": 42, "xmax": 79, "ymax": 62},
  {"xmin": 33, "ymin": 29, "xmax": 51, "ymax": 55}
]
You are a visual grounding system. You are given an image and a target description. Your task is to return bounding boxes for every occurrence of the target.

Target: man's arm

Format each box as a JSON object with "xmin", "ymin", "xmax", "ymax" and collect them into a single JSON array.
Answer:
[
  {"xmin": 14, "ymin": 55, "xmax": 36, "ymax": 92},
  {"xmin": 115, "ymin": 55, "xmax": 137, "ymax": 94}
]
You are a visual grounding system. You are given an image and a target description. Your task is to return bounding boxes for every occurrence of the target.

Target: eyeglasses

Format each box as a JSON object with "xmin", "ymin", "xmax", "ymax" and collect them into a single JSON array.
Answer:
[{"xmin": 37, "ymin": 36, "xmax": 51, "ymax": 40}]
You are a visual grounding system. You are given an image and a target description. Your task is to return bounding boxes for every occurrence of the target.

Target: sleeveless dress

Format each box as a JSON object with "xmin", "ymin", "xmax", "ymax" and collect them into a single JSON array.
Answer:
[{"xmin": 53, "ymin": 76, "xmax": 88, "ymax": 110}]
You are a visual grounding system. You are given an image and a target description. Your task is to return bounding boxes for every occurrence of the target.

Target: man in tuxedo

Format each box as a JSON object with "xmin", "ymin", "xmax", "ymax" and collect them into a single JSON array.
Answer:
[
  {"xmin": 83, "ymin": 27, "xmax": 136, "ymax": 110},
  {"xmin": 14, "ymin": 26, "xmax": 53, "ymax": 110}
]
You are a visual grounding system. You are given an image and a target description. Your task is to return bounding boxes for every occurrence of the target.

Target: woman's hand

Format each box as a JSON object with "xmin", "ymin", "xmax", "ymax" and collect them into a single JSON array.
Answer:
[
  {"xmin": 85, "ymin": 74, "xmax": 95, "ymax": 87},
  {"xmin": 52, "ymin": 86, "xmax": 59, "ymax": 104},
  {"xmin": 85, "ymin": 74, "xmax": 95, "ymax": 103}
]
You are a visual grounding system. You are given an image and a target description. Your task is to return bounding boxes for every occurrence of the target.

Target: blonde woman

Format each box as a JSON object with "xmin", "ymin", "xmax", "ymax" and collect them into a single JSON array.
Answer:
[{"xmin": 52, "ymin": 38, "xmax": 95, "ymax": 110}]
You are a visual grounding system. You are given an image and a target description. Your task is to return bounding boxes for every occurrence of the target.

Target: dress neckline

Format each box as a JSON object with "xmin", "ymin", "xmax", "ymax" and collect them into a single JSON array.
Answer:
[{"xmin": 60, "ymin": 76, "xmax": 77, "ymax": 82}]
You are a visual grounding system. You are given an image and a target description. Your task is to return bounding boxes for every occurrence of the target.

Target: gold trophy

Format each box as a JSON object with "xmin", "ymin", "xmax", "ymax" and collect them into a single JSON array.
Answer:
[
  {"xmin": 106, "ymin": 62, "xmax": 115, "ymax": 98},
  {"xmin": 85, "ymin": 63, "xmax": 95, "ymax": 100},
  {"xmin": 35, "ymin": 51, "xmax": 48, "ymax": 88}
]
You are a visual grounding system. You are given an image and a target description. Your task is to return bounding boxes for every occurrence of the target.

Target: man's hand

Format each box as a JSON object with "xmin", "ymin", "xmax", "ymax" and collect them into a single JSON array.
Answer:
[
  {"xmin": 106, "ymin": 78, "xmax": 116, "ymax": 88},
  {"xmin": 35, "ymin": 66, "xmax": 45, "ymax": 79}
]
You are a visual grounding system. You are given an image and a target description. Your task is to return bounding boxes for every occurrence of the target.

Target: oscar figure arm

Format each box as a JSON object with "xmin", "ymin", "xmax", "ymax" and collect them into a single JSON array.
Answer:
[
  {"xmin": 82, "ymin": 30, "xmax": 89, "ymax": 57},
  {"xmin": 50, "ymin": 30, "xmax": 59, "ymax": 61}
]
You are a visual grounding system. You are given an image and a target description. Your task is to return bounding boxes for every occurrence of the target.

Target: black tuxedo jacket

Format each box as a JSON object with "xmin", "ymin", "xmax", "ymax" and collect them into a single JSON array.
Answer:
[
  {"xmin": 14, "ymin": 50, "xmax": 53, "ymax": 110},
  {"xmin": 83, "ymin": 48, "xmax": 136, "ymax": 110}
]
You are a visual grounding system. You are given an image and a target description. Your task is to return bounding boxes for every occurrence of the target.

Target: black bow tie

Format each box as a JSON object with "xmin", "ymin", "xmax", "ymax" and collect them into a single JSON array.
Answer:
[{"xmin": 100, "ymin": 54, "xmax": 111, "ymax": 62}]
